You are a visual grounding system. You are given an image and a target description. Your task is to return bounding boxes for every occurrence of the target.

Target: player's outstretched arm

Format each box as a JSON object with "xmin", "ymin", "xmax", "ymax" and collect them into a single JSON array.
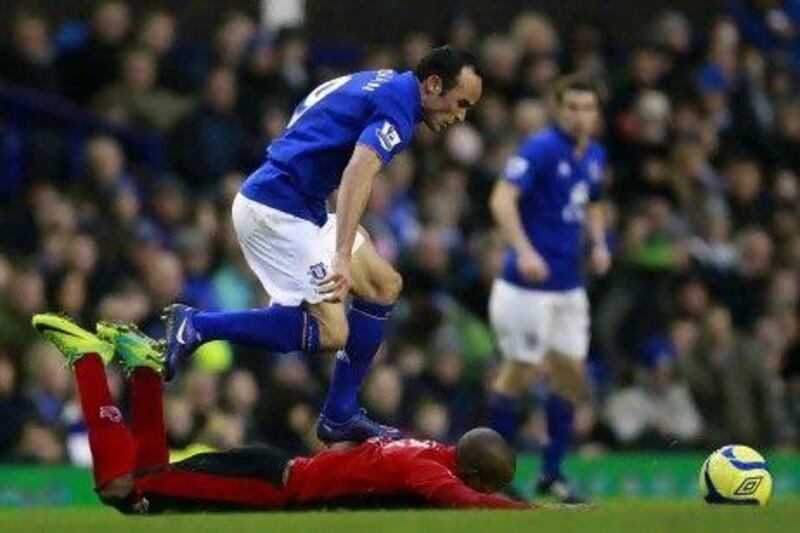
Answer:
[
  {"xmin": 490, "ymin": 180, "xmax": 549, "ymax": 282},
  {"xmin": 318, "ymin": 145, "xmax": 383, "ymax": 302}
]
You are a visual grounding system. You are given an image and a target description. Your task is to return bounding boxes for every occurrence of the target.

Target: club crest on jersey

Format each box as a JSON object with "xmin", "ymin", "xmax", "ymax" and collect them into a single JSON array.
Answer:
[
  {"xmin": 99, "ymin": 405, "xmax": 122, "ymax": 423},
  {"xmin": 377, "ymin": 121, "xmax": 401, "ymax": 152},
  {"xmin": 308, "ymin": 262, "xmax": 328, "ymax": 281},
  {"xmin": 504, "ymin": 156, "xmax": 529, "ymax": 181}
]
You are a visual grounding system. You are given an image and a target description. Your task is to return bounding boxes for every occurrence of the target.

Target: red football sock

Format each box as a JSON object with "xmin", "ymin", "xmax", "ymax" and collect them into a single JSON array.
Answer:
[
  {"xmin": 130, "ymin": 368, "xmax": 169, "ymax": 470},
  {"xmin": 73, "ymin": 354, "xmax": 136, "ymax": 488}
]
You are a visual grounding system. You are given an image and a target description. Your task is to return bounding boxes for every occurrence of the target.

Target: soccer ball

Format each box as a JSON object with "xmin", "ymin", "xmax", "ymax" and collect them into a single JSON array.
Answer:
[{"xmin": 699, "ymin": 445, "xmax": 772, "ymax": 505}]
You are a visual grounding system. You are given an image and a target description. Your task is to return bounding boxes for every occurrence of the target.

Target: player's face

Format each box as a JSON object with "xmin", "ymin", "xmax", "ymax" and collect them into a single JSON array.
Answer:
[
  {"xmin": 462, "ymin": 470, "xmax": 510, "ymax": 494},
  {"xmin": 556, "ymin": 89, "xmax": 599, "ymax": 142},
  {"xmin": 421, "ymin": 67, "xmax": 482, "ymax": 133}
]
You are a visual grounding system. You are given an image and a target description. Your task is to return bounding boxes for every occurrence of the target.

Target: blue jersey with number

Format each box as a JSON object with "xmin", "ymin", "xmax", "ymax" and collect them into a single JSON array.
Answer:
[
  {"xmin": 241, "ymin": 70, "xmax": 422, "ymax": 226},
  {"xmin": 500, "ymin": 125, "xmax": 606, "ymax": 291}
]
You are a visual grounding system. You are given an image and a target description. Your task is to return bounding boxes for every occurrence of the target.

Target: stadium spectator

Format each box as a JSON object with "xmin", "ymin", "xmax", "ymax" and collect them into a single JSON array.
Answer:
[
  {"xmin": 731, "ymin": 0, "xmax": 800, "ymax": 73},
  {"xmin": 175, "ymin": 228, "xmax": 221, "ymax": 311},
  {"xmin": 213, "ymin": 11, "xmax": 257, "ymax": 70},
  {"xmin": 0, "ymin": 10, "xmax": 59, "ymax": 92},
  {"xmin": 80, "ymin": 135, "xmax": 140, "ymax": 223},
  {"xmin": 678, "ymin": 306, "xmax": 777, "ymax": 446},
  {"xmin": 223, "ymin": 368, "xmax": 260, "ymax": 438},
  {"xmin": 135, "ymin": 8, "xmax": 204, "ymax": 95},
  {"xmin": 0, "ymin": 265, "xmax": 46, "ymax": 354},
  {"xmin": 274, "ymin": 27, "xmax": 312, "ymax": 103},
  {"xmin": 58, "ymin": 0, "xmax": 132, "ymax": 103},
  {"xmin": 171, "ymin": 67, "xmax": 248, "ymax": 188},
  {"xmin": 0, "ymin": 350, "xmax": 35, "ymax": 459},
  {"xmin": 13, "ymin": 421, "xmax": 65, "ymax": 463},
  {"xmin": 363, "ymin": 364, "xmax": 405, "ymax": 429},
  {"xmin": 92, "ymin": 47, "xmax": 193, "ymax": 131},
  {"xmin": 604, "ymin": 336, "xmax": 704, "ymax": 448},
  {"xmin": 24, "ymin": 340, "xmax": 73, "ymax": 428}
]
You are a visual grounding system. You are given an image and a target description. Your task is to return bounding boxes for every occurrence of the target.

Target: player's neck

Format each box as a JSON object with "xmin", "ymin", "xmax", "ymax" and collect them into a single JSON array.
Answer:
[
  {"xmin": 554, "ymin": 123, "xmax": 590, "ymax": 157},
  {"xmin": 574, "ymin": 137, "xmax": 590, "ymax": 156}
]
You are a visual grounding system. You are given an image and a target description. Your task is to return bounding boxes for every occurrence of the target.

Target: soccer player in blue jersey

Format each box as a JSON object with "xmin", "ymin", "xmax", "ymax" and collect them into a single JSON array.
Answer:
[
  {"xmin": 161, "ymin": 46, "xmax": 482, "ymax": 443},
  {"xmin": 487, "ymin": 75, "xmax": 610, "ymax": 503}
]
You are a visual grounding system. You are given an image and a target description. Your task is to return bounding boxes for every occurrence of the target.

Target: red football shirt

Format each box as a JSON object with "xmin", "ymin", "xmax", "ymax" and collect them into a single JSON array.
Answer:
[{"xmin": 285, "ymin": 438, "xmax": 531, "ymax": 509}]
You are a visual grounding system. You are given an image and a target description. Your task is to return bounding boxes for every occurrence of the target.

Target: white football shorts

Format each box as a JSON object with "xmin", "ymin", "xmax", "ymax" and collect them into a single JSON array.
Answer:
[
  {"xmin": 489, "ymin": 278, "xmax": 590, "ymax": 364},
  {"xmin": 231, "ymin": 192, "xmax": 365, "ymax": 306}
]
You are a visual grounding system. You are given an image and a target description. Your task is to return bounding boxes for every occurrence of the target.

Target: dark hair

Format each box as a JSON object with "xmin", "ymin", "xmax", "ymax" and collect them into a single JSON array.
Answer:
[
  {"xmin": 414, "ymin": 45, "xmax": 479, "ymax": 93},
  {"xmin": 551, "ymin": 73, "xmax": 604, "ymax": 105}
]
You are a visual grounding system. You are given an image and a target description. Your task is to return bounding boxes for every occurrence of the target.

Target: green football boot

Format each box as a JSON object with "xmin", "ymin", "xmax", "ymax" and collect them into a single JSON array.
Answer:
[
  {"xmin": 96, "ymin": 321, "xmax": 165, "ymax": 376},
  {"xmin": 31, "ymin": 313, "xmax": 114, "ymax": 366}
]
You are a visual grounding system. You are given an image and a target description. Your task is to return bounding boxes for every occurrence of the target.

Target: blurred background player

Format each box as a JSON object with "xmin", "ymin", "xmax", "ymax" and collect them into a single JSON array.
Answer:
[
  {"xmin": 162, "ymin": 45, "xmax": 482, "ymax": 444},
  {"xmin": 30, "ymin": 313, "xmax": 530, "ymax": 513},
  {"xmin": 488, "ymin": 74, "xmax": 610, "ymax": 503}
]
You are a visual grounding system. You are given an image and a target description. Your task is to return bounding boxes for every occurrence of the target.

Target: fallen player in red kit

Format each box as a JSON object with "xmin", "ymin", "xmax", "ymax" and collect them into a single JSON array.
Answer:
[{"xmin": 32, "ymin": 314, "xmax": 533, "ymax": 513}]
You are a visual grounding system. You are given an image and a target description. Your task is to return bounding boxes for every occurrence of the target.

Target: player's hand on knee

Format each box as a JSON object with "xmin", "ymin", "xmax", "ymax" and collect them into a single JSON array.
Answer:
[
  {"xmin": 517, "ymin": 248, "xmax": 550, "ymax": 282},
  {"xmin": 318, "ymin": 253, "xmax": 351, "ymax": 302}
]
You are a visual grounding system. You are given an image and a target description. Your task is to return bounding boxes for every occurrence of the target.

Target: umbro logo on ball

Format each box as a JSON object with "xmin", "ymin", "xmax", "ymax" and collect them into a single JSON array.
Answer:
[{"xmin": 733, "ymin": 476, "xmax": 763, "ymax": 496}]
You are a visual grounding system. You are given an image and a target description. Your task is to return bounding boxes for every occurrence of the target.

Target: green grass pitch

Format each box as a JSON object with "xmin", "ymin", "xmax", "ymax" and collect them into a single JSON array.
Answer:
[{"xmin": 2, "ymin": 499, "xmax": 799, "ymax": 533}]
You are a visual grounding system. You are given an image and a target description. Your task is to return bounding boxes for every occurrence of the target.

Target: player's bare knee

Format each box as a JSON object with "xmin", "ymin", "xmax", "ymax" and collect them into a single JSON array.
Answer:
[
  {"xmin": 494, "ymin": 360, "xmax": 536, "ymax": 397},
  {"xmin": 549, "ymin": 359, "xmax": 586, "ymax": 403},
  {"xmin": 98, "ymin": 475, "xmax": 133, "ymax": 501},
  {"xmin": 373, "ymin": 269, "xmax": 402, "ymax": 305},
  {"xmin": 552, "ymin": 379, "xmax": 584, "ymax": 404},
  {"xmin": 387, "ymin": 269, "xmax": 403, "ymax": 302}
]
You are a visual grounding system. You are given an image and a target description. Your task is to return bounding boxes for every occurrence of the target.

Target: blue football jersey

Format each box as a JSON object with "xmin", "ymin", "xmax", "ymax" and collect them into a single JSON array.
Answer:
[
  {"xmin": 500, "ymin": 125, "xmax": 606, "ymax": 291},
  {"xmin": 241, "ymin": 70, "xmax": 422, "ymax": 226}
]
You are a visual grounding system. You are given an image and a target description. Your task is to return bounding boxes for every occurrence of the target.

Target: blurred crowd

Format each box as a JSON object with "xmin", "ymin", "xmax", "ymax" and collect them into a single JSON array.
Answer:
[{"xmin": 1, "ymin": 1, "xmax": 799, "ymax": 467}]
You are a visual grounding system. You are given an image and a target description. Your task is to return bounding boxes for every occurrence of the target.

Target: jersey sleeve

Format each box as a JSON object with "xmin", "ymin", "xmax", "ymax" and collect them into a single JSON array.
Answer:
[
  {"xmin": 358, "ymin": 83, "xmax": 417, "ymax": 165},
  {"xmin": 403, "ymin": 459, "xmax": 532, "ymax": 510},
  {"xmin": 357, "ymin": 118, "xmax": 410, "ymax": 164},
  {"xmin": 501, "ymin": 137, "xmax": 544, "ymax": 190}
]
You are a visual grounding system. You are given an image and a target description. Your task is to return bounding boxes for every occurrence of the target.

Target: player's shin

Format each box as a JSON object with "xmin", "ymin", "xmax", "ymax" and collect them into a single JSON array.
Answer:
[
  {"xmin": 73, "ymin": 355, "xmax": 137, "ymax": 488},
  {"xmin": 489, "ymin": 361, "xmax": 534, "ymax": 446},
  {"xmin": 321, "ymin": 298, "xmax": 393, "ymax": 422},
  {"xmin": 541, "ymin": 391, "xmax": 575, "ymax": 481},
  {"xmin": 131, "ymin": 368, "xmax": 169, "ymax": 470},
  {"xmin": 488, "ymin": 391, "xmax": 519, "ymax": 445},
  {"xmin": 192, "ymin": 306, "xmax": 320, "ymax": 354}
]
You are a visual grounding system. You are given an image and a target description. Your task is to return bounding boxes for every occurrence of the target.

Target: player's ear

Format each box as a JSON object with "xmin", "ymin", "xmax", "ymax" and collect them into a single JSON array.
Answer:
[{"xmin": 425, "ymin": 75, "xmax": 443, "ymax": 96}]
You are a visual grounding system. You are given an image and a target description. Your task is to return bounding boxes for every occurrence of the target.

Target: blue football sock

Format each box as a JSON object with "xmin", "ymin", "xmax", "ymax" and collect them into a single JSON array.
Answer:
[
  {"xmin": 488, "ymin": 391, "xmax": 518, "ymax": 445},
  {"xmin": 192, "ymin": 305, "xmax": 319, "ymax": 354},
  {"xmin": 542, "ymin": 392, "xmax": 575, "ymax": 480},
  {"xmin": 321, "ymin": 298, "xmax": 393, "ymax": 422}
]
